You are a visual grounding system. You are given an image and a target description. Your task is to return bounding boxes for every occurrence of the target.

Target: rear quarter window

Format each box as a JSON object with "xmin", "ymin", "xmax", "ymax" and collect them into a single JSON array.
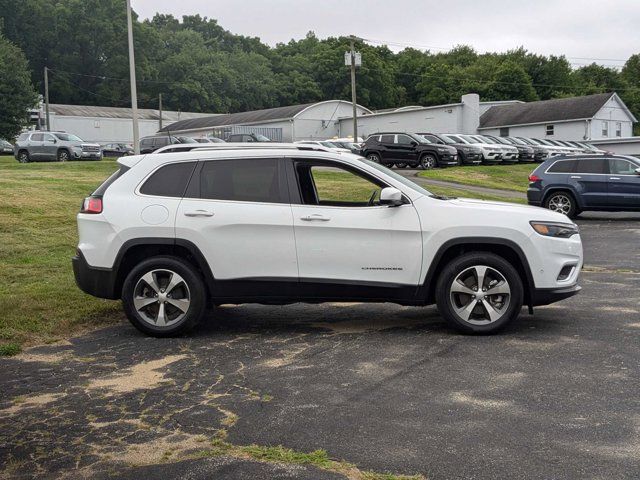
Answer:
[
  {"xmin": 547, "ymin": 160, "xmax": 577, "ymax": 173},
  {"xmin": 139, "ymin": 162, "xmax": 197, "ymax": 197},
  {"xmin": 93, "ymin": 166, "xmax": 130, "ymax": 196}
]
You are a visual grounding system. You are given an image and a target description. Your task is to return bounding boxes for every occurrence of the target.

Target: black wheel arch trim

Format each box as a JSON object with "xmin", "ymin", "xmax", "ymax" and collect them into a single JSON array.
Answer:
[{"xmin": 419, "ymin": 237, "xmax": 536, "ymax": 305}]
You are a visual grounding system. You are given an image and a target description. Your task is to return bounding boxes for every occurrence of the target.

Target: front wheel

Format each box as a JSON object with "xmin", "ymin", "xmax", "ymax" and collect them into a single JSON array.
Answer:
[
  {"xmin": 121, "ymin": 256, "xmax": 207, "ymax": 337},
  {"xmin": 420, "ymin": 154, "xmax": 436, "ymax": 170},
  {"xmin": 435, "ymin": 252, "xmax": 523, "ymax": 334},
  {"xmin": 366, "ymin": 152, "xmax": 381, "ymax": 163},
  {"xmin": 57, "ymin": 149, "xmax": 70, "ymax": 162},
  {"xmin": 395, "ymin": 162, "xmax": 408, "ymax": 168}
]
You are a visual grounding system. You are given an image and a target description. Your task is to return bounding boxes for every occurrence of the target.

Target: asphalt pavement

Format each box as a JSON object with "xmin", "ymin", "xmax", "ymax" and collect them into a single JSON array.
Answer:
[{"xmin": 1, "ymin": 213, "xmax": 639, "ymax": 480}]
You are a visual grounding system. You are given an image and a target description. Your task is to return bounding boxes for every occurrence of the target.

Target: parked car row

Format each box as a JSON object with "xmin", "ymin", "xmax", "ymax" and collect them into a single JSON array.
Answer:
[{"xmin": 359, "ymin": 132, "xmax": 607, "ymax": 169}]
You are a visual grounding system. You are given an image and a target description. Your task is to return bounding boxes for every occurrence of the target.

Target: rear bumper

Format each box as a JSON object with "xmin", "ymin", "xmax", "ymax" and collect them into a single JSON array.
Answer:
[
  {"xmin": 531, "ymin": 284, "xmax": 581, "ymax": 306},
  {"xmin": 527, "ymin": 187, "xmax": 543, "ymax": 205},
  {"xmin": 72, "ymin": 251, "xmax": 118, "ymax": 300}
]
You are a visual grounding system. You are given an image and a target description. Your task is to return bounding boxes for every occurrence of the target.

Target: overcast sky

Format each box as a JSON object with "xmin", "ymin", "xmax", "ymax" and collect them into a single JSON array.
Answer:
[{"xmin": 132, "ymin": 0, "xmax": 638, "ymax": 68}]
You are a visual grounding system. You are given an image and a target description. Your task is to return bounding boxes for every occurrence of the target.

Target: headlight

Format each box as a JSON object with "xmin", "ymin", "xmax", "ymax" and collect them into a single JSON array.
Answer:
[
  {"xmin": 530, "ymin": 221, "xmax": 579, "ymax": 238},
  {"xmin": 462, "ymin": 147, "xmax": 471, "ymax": 153},
  {"xmin": 437, "ymin": 148, "xmax": 447, "ymax": 153}
]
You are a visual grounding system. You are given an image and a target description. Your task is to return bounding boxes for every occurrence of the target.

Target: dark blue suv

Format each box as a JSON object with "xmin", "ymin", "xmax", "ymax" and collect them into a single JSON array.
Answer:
[{"xmin": 527, "ymin": 155, "xmax": 640, "ymax": 218}]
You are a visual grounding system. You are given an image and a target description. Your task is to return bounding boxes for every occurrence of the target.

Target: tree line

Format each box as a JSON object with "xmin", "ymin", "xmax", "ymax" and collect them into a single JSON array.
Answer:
[{"xmin": 1, "ymin": 0, "xmax": 639, "ymax": 139}]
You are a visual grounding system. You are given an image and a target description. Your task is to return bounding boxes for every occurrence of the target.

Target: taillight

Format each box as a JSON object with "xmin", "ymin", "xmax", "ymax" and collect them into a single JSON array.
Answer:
[
  {"xmin": 528, "ymin": 174, "xmax": 541, "ymax": 182},
  {"xmin": 81, "ymin": 196, "xmax": 103, "ymax": 214}
]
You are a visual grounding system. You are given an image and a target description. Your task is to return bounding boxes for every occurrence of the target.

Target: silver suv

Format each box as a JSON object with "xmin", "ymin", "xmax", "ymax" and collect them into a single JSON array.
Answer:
[{"xmin": 14, "ymin": 131, "xmax": 102, "ymax": 163}]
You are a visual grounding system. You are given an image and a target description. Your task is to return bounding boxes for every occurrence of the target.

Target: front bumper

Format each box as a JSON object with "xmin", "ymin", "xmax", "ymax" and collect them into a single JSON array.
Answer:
[
  {"xmin": 531, "ymin": 284, "xmax": 581, "ymax": 306},
  {"xmin": 72, "ymin": 250, "xmax": 118, "ymax": 299},
  {"xmin": 439, "ymin": 153, "xmax": 459, "ymax": 166},
  {"xmin": 73, "ymin": 150, "xmax": 103, "ymax": 160}
]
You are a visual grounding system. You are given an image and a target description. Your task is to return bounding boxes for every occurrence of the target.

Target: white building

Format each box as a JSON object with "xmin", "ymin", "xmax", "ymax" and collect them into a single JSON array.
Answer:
[
  {"xmin": 42, "ymin": 104, "xmax": 215, "ymax": 144},
  {"xmin": 159, "ymin": 100, "xmax": 372, "ymax": 141},
  {"xmin": 478, "ymin": 92, "xmax": 636, "ymax": 141}
]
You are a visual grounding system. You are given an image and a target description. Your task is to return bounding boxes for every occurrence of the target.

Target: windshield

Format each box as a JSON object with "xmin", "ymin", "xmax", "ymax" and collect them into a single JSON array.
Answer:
[
  {"xmin": 445, "ymin": 134, "xmax": 467, "ymax": 144},
  {"xmin": 177, "ymin": 136, "xmax": 199, "ymax": 144},
  {"xmin": 533, "ymin": 139, "xmax": 553, "ymax": 146},
  {"xmin": 256, "ymin": 134, "xmax": 270, "ymax": 142},
  {"xmin": 1, "ymin": 139, "xmax": 11, "ymax": 147},
  {"xmin": 438, "ymin": 135, "xmax": 456, "ymax": 145},
  {"xmin": 519, "ymin": 138, "xmax": 538, "ymax": 145},
  {"xmin": 460, "ymin": 135, "xmax": 480, "ymax": 144},
  {"xmin": 320, "ymin": 141, "xmax": 339, "ymax": 148},
  {"xmin": 479, "ymin": 136, "xmax": 499, "ymax": 144},
  {"xmin": 363, "ymin": 159, "xmax": 432, "ymax": 196},
  {"xmin": 508, "ymin": 137, "xmax": 526, "ymax": 146},
  {"xmin": 492, "ymin": 137, "xmax": 510, "ymax": 145},
  {"xmin": 54, "ymin": 133, "xmax": 83, "ymax": 142}
]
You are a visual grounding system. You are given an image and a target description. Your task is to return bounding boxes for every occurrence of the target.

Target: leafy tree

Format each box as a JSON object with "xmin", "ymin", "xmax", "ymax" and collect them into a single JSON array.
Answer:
[
  {"xmin": 489, "ymin": 60, "xmax": 538, "ymax": 102},
  {"xmin": 0, "ymin": 33, "xmax": 37, "ymax": 140}
]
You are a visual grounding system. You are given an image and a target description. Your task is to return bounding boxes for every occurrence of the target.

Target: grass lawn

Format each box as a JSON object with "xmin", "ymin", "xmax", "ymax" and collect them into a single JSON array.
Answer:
[
  {"xmin": 0, "ymin": 156, "xmax": 522, "ymax": 354},
  {"xmin": 0, "ymin": 156, "xmax": 122, "ymax": 354},
  {"xmin": 417, "ymin": 163, "xmax": 537, "ymax": 193}
]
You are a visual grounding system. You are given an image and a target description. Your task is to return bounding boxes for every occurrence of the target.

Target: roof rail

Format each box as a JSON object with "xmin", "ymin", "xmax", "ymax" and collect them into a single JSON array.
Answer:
[{"xmin": 153, "ymin": 142, "xmax": 334, "ymax": 154}]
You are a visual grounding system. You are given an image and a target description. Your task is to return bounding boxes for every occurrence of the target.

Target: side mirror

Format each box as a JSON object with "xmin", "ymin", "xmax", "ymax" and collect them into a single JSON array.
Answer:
[
  {"xmin": 380, "ymin": 187, "xmax": 404, "ymax": 207},
  {"xmin": 634, "ymin": 167, "xmax": 640, "ymax": 175}
]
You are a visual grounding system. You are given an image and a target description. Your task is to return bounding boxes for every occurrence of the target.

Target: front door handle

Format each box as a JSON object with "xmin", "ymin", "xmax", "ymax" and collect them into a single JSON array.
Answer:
[
  {"xmin": 184, "ymin": 209, "xmax": 214, "ymax": 217},
  {"xmin": 609, "ymin": 177, "xmax": 621, "ymax": 180},
  {"xmin": 301, "ymin": 214, "xmax": 330, "ymax": 221}
]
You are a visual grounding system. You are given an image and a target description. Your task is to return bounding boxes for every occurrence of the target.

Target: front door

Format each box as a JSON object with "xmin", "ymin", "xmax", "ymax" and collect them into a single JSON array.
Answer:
[
  {"xmin": 607, "ymin": 157, "xmax": 640, "ymax": 209},
  {"xmin": 569, "ymin": 158, "xmax": 608, "ymax": 208},
  {"xmin": 175, "ymin": 157, "xmax": 298, "ymax": 285},
  {"xmin": 41, "ymin": 133, "xmax": 58, "ymax": 160},
  {"xmin": 289, "ymin": 159, "xmax": 423, "ymax": 291},
  {"xmin": 395, "ymin": 134, "xmax": 419, "ymax": 165},
  {"xmin": 28, "ymin": 133, "xmax": 45, "ymax": 159}
]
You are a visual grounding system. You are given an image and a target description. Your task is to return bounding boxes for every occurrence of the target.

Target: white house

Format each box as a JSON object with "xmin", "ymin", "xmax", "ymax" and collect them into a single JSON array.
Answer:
[
  {"xmin": 477, "ymin": 92, "xmax": 636, "ymax": 141},
  {"xmin": 42, "ymin": 104, "xmax": 215, "ymax": 144},
  {"xmin": 160, "ymin": 100, "xmax": 372, "ymax": 142}
]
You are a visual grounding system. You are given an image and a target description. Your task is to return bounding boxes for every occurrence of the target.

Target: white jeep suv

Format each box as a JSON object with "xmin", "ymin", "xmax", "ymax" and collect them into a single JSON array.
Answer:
[{"xmin": 73, "ymin": 144, "xmax": 583, "ymax": 336}]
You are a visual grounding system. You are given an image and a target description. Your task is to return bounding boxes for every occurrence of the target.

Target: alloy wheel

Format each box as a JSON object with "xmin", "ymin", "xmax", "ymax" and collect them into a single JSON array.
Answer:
[
  {"xmin": 59, "ymin": 151, "xmax": 69, "ymax": 162},
  {"xmin": 449, "ymin": 265, "xmax": 511, "ymax": 325},
  {"xmin": 133, "ymin": 269, "xmax": 191, "ymax": 328},
  {"xmin": 421, "ymin": 156, "xmax": 435, "ymax": 169},
  {"xmin": 548, "ymin": 194, "xmax": 572, "ymax": 215},
  {"xmin": 18, "ymin": 152, "xmax": 29, "ymax": 163}
]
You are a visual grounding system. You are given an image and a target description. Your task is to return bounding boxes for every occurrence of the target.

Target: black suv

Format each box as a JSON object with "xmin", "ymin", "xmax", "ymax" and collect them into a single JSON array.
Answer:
[
  {"xmin": 418, "ymin": 133, "xmax": 481, "ymax": 165},
  {"xmin": 362, "ymin": 133, "xmax": 458, "ymax": 169},
  {"xmin": 139, "ymin": 135, "xmax": 198, "ymax": 154}
]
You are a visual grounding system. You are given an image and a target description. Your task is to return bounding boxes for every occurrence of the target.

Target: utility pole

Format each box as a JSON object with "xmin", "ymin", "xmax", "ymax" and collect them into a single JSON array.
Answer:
[
  {"xmin": 158, "ymin": 93, "xmax": 163, "ymax": 131},
  {"xmin": 44, "ymin": 67, "xmax": 50, "ymax": 131},
  {"xmin": 348, "ymin": 36, "xmax": 359, "ymax": 141},
  {"xmin": 126, "ymin": 0, "xmax": 140, "ymax": 154}
]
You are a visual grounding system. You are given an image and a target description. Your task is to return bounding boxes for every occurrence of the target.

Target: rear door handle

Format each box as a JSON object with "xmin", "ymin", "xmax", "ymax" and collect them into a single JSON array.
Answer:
[
  {"xmin": 301, "ymin": 214, "xmax": 330, "ymax": 221},
  {"xmin": 570, "ymin": 176, "xmax": 582, "ymax": 179},
  {"xmin": 184, "ymin": 209, "xmax": 214, "ymax": 217},
  {"xmin": 609, "ymin": 177, "xmax": 621, "ymax": 180}
]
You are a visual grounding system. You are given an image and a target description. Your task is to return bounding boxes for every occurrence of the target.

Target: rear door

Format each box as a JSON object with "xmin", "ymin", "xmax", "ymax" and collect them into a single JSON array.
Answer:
[
  {"xmin": 175, "ymin": 157, "xmax": 298, "ymax": 283},
  {"xmin": 607, "ymin": 158, "xmax": 640, "ymax": 209},
  {"xmin": 569, "ymin": 158, "xmax": 608, "ymax": 208},
  {"xmin": 289, "ymin": 158, "xmax": 423, "ymax": 289},
  {"xmin": 378, "ymin": 134, "xmax": 395, "ymax": 164}
]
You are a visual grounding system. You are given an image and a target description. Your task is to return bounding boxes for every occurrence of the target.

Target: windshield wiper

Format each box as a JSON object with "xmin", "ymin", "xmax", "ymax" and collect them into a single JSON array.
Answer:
[{"xmin": 429, "ymin": 194, "xmax": 455, "ymax": 200}]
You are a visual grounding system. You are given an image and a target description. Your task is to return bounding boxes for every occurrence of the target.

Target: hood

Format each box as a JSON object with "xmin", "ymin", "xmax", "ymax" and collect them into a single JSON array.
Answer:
[
  {"xmin": 447, "ymin": 197, "xmax": 571, "ymax": 222},
  {"xmin": 81, "ymin": 142, "xmax": 102, "ymax": 147}
]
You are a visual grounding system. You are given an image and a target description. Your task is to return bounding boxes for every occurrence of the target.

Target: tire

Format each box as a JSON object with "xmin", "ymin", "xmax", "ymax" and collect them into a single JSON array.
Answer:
[
  {"xmin": 420, "ymin": 154, "xmax": 436, "ymax": 170},
  {"xmin": 17, "ymin": 150, "xmax": 30, "ymax": 163},
  {"xmin": 435, "ymin": 252, "xmax": 523, "ymax": 334},
  {"xmin": 395, "ymin": 162, "xmax": 408, "ymax": 168},
  {"xmin": 57, "ymin": 149, "xmax": 70, "ymax": 162},
  {"xmin": 366, "ymin": 152, "xmax": 381, "ymax": 163},
  {"xmin": 544, "ymin": 191, "xmax": 577, "ymax": 218},
  {"xmin": 121, "ymin": 256, "xmax": 207, "ymax": 337}
]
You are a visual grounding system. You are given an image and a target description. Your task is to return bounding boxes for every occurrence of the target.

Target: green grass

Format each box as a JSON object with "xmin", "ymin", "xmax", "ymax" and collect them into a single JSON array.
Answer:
[
  {"xmin": 0, "ymin": 155, "xmax": 122, "ymax": 351},
  {"xmin": 425, "ymin": 184, "xmax": 526, "ymax": 204},
  {"xmin": 418, "ymin": 163, "xmax": 536, "ymax": 193}
]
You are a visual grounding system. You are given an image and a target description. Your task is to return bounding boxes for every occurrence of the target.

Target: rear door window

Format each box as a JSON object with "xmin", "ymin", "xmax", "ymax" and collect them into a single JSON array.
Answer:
[
  {"xmin": 31, "ymin": 133, "xmax": 44, "ymax": 141},
  {"xmin": 547, "ymin": 160, "xmax": 577, "ymax": 173},
  {"xmin": 140, "ymin": 162, "xmax": 197, "ymax": 197},
  {"xmin": 197, "ymin": 158, "xmax": 286, "ymax": 203},
  {"xmin": 575, "ymin": 158, "xmax": 606, "ymax": 174},
  {"xmin": 380, "ymin": 135, "xmax": 395, "ymax": 144}
]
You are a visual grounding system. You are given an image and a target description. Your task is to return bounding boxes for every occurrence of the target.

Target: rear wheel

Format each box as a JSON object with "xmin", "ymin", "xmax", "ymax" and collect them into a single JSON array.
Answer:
[
  {"xmin": 544, "ymin": 191, "xmax": 577, "ymax": 218},
  {"xmin": 122, "ymin": 256, "xmax": 206, "ymax": 337},
  {"xmin": 435, "ymin": 252, "xmax": 523, "ymax": 334},
  {"xmin": 17, "ymin": 150, "xmax": 30, "ymax": 163}
]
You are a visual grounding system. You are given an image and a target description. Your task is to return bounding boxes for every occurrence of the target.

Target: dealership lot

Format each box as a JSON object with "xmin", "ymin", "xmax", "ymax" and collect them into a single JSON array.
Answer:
[{"xmin": 0, "ymin": 213, "xmax": 638, "ymax": 479}]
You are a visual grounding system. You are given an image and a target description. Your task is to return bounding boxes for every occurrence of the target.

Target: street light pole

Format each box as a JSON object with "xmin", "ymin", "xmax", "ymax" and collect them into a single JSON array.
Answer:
[
  {"xmin": 126, "ymin": 0, "xmax": 140, "ymax": 154},
  {"xmin": 349, "ymin": 36, "xmax": 358, "ymax": 141},
  {"xmin": 44, "ymin": 66, "xmax": 50, "ymax": 131}
]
